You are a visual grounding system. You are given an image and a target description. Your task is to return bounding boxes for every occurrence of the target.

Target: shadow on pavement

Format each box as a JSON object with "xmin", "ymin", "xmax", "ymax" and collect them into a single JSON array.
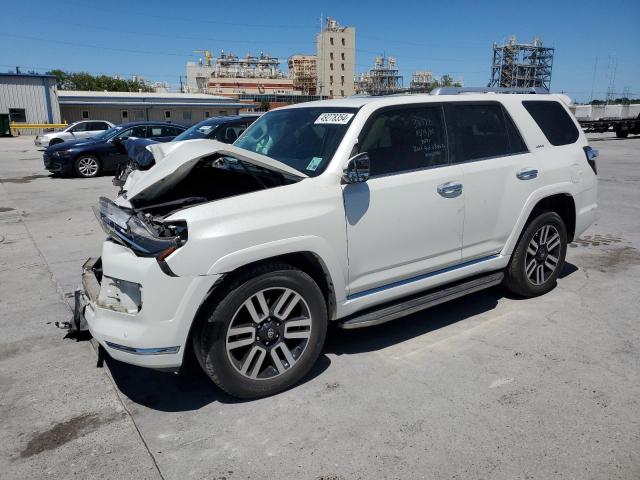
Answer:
[
  {"xmin": 104, "ymin": 262, "xmax": 579, "ymax": 410},
  {"xmin": 588, "ymin": 135, "xmax": 640, "ymax": 142},
  {"xmin": 105, "ymin": 352, "xmax": 332, "ymax": 412}
]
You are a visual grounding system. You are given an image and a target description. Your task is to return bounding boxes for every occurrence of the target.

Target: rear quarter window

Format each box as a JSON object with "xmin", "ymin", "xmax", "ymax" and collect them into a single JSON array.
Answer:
[{"xmin": 522, "ymin": 100, "xmax": 579, "ymax": 146}]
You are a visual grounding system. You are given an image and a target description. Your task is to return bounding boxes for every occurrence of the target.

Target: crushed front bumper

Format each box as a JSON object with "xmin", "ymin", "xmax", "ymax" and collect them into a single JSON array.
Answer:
[
  {"xmin": 71, "ymin": 257, "xmax": 101, "ymax": 331},
  {"xmin": 74, "ymin": 242, "xmax": 221, "ymax": 369}
]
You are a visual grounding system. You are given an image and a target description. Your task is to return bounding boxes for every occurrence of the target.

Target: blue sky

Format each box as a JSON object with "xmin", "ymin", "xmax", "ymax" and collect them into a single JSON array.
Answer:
[{"xmin": 1, "ymin": 0, "xmax": 638, "ymax": 102}]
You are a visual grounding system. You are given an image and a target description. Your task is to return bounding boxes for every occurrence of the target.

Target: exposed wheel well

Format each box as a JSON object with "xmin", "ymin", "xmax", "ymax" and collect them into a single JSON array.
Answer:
[
  {"xmin": 223, "ymin": 252, "xmax": 336, "ymax": 320},
  {"xmin": 529, "ymin": 194, "xmax": 576, "ymax": 242},
  {"xmin": 181, "ymin": 252, "xmax": 337, "ymax": 374}
]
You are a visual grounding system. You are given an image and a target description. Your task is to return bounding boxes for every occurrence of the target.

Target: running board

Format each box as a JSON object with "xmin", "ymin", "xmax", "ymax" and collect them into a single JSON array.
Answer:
[{"xmin": 338, "ymin": 271, "xmax": 504, "ymax": 329}]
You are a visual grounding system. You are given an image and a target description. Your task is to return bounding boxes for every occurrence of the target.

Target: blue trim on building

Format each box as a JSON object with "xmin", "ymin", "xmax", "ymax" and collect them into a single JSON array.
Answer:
[
  {"xmin": 41, "ymin": 77, "xmax": 53, "ymax": 123},
  {"xmin": 347, "ymin": 254, "xmax": 500, "ymax": 300},
  {"xmin": 0, "ymin": 72, "xmax": 57, "ymax": 79}
]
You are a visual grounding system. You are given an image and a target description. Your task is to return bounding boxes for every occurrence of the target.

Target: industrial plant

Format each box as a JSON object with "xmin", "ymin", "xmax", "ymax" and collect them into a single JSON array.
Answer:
[
  {"xmin": 182, "ymin": 18, "xmax": 562, "ymax": 107},
  {"xmin": 355, "ymin": 56, "xmax": 402, "ymax": 95},
  {"xmin": 489, "ymin": 36, "xmax": 555, "ymax": 90}
]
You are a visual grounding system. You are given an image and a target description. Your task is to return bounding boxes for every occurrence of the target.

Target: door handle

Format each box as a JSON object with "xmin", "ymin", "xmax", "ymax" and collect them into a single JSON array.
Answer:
[
  {"xmin": 516, "ymin": 168, "xmax": 538, "ymax": 180},
  {"xmin": 437, "ymin": 182, "xmax": 463, "ymax": 198}
]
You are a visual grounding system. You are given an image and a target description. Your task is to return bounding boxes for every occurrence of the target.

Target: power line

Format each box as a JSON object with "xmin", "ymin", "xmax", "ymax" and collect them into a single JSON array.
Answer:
[
  {"xmin": 358, "ymin": 34, "xmax": 485, "ymax": 49},
  {"xmin": 7, "ymin": 12, "xmax": 312, "ymax": 47},
  {"xmin": 59, "ymin": 0, "xmax": 318, "ymax": 29},
  {"xmin": 5, "ymin": 33, "xmax": 196, "ymax": 58},
  {"xmin": 0, "ymin": 63, "xmax": 182, "ymax": 80},
  {"xmin": 4, "ymin": 32, "xmax": 487, "ymax": 75}
]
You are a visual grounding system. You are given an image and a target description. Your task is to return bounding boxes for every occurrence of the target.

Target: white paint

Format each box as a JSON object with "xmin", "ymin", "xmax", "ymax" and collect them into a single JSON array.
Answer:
[
  {"xmin": 489, "ymin": 378, "xmax": 514, "ymax": 388},
  {"xmin": 84, "ymin": 92, "xmax": 597, "ymax": 371}
]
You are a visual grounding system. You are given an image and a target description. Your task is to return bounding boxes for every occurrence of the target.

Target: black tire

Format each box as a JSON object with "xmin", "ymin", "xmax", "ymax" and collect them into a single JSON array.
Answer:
[
  {"xmin": 74, "ymin": 155, "xmax": 101, "ymax": 178},
  {"xmin": 193, "ymin": 263, "xmax": 328, "ymax": 399},
  {"xmin": 503, "ymin": 211, "xmax": 568, "ymax": 298},
  {"xmin": 615, "ymin": 130, "xmax": 628, "ymax": 139},
  {"xmin": 49, "ymin": 138, "xmax": 64, "ymax": 146}
]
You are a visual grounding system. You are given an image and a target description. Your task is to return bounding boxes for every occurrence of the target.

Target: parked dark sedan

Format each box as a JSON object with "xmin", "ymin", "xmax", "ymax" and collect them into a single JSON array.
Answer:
[
  {"xmin": 123, "ymin": 115, "xmax": 259, "ymax": 168},
  {"xmin": 43, "ymin": 121, "xmax": 186, "ymax": 178}
]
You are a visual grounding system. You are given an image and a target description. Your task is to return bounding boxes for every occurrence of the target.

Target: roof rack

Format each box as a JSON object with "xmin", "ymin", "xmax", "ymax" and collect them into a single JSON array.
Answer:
[{"xmin": 430, "ymin": 86, "xmax": 549, "ymax": 95}]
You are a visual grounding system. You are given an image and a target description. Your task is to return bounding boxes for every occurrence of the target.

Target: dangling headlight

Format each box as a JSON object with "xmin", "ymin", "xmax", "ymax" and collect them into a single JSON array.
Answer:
[{"xmin": 93, "ymin": 197, "xmax": 187, "ymax": 259}]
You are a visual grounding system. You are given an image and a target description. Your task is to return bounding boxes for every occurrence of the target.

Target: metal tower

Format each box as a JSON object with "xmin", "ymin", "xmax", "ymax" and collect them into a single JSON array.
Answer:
[{"xmin": 489, "ymin": 36, "xmax": 554, "ymax": 90}]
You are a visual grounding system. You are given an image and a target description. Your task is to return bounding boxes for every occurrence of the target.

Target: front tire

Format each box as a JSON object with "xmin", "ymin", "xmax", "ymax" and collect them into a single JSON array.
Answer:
[
  {"xmin": 193, "ymin": 264, "xmax": 328, "ymax": 399},
  {"xmin": 504, "ymin": 211, "xmax": 567, "ymax": 298},
  {"xmin": 74, "ymin": 155, "xmax": 101, "ymax": 178}
]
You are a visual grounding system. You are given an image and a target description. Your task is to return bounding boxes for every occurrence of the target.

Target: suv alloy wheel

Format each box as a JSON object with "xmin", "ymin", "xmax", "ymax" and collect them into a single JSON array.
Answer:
[
  {"xmin": 193, "ymin": 264, "xmax": 328, "ymax": 398},
  {"xmin": 504, "ymin": 211, "xmax": 568, "ymax": 298}
]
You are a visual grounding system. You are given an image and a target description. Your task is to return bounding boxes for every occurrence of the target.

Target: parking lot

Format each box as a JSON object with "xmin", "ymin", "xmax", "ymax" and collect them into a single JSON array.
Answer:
[{"xmin": 1, "ymin": 133, "xmax": 638, "ymax": 479}]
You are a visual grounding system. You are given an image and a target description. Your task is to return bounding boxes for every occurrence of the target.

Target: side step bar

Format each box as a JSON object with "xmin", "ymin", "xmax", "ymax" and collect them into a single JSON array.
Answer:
[{"xmin": 338, "ymin": 271, "xmax": 504, "ymax": 329}]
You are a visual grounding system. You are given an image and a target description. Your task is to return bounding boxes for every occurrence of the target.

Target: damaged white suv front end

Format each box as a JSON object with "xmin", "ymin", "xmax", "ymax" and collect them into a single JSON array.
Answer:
[
  {"xmin": 78, "ymin": 203, "xmax": 220, "ymax": 368},
  {"xmin": 75, "ymin": 139, "xmax": 308, "ymax": 369}
]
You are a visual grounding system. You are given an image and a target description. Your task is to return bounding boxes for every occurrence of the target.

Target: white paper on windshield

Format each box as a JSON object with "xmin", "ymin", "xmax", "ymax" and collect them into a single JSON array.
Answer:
[{"xmin": 314, "ymin": 113, "xmax": 354, "ymax": 125}]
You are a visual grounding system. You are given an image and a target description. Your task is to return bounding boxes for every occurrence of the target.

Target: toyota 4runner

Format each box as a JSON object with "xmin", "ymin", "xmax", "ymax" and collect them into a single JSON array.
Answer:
[{"xmin": 74, "ymin": 88, "xmax": 598, "ymax": 398}]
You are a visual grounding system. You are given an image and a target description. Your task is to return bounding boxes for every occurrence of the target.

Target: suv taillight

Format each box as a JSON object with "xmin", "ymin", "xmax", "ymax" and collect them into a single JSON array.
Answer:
[{"xmin": 583, "ymin": 146, "xmax": 598, "ymax": 175}]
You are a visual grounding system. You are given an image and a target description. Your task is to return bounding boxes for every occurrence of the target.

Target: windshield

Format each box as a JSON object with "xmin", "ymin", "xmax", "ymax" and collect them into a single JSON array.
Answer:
[
  {"xmin": 173, "ymin": 121, "xmax": 218, "ymax": 141},
  {"xmin": 235, "ymin": 107, "xmax": 358, "ymax": 176},
  {"xmin": 92, "ymin": 126, "xmax": 122, "ymax": 141}
]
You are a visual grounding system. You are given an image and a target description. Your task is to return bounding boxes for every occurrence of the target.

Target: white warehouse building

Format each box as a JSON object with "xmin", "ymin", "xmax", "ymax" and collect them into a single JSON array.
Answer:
[
  {"xmin": 58, "ymin": 91, "xmax": 253, "ymax": 126},
  {"xmin": 0, "ymin": 72, "xmax": 61, "ymax": 124}
]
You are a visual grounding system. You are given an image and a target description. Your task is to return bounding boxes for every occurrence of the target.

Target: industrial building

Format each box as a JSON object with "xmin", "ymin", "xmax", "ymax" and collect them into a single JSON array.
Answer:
[
  {"xmin": 409, "ymin": 71, "xmax": 435, "ymax": 92},
  {"xmin": 489, "ymin": 36, "xmax": 554, "ymax": 90},
  {"xmin": 186, "ymin": 51, "xmax": 296, "ymax": 95},
  {"xmin": 316, "ymin": 17, "xmax": 356, "ymax": 98},
  {"xmin": 184, "ymin": 16, "xmax": 355, "ymax": 103},
  {"xmin": 355, "ymin": 56, "xmax": 402, "ymax": 95},
  {"xmin": 288, "ymin": 55, "xmax": 317, "ymax": 95},
  {"xmin": 57, "ymin": 91, "xmax": 252, "ymax": 125},
  {"xmin": 0, "ymin": 72, "xmax": 61, "ymax": 125}
]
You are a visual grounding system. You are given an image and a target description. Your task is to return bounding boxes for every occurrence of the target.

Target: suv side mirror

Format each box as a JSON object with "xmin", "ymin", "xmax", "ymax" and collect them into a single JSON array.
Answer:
[{"xmin": 342, "ymin": 152, "xmax": 370, "ymax": 184}]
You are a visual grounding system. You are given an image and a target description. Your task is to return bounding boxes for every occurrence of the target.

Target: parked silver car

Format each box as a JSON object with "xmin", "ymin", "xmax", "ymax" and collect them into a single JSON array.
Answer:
[{"xmin": 34, "ymin": 120, "xmax": 115, "ymax": 147}]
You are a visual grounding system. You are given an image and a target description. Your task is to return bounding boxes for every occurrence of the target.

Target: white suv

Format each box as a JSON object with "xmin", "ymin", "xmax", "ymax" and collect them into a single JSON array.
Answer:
[
  {"xmin": 76, "ymin": 89, "xmax": 598, "ymax": 398},
  {"xmin": 35, "ymin": 120, "xmax": 114, "ymax": 147}
]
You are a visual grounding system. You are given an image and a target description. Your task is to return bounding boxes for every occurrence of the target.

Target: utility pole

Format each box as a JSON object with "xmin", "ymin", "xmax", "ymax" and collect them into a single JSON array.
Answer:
[{"xmin": 589, "ymin": 56, "xmax": 597, "ymax": 103}]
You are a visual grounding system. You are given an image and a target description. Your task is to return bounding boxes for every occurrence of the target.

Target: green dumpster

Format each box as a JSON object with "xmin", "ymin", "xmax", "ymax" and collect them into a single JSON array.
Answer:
[{"xmin": 0, "ymin": 113, "xmax": 11, "ymax": 137}]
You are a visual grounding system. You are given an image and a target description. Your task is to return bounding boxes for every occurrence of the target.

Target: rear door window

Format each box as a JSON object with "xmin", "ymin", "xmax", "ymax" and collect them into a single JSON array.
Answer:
[
  {"xmin": 216, "ymin": 123, "xmax": 247, "ymax": 143},
  {"xmin": 162, "ymin": 126, "xmax": 184, "ymax": 137},
  {"xmin": 448, "ymin": 103, "xmax": 512, "ymax": 162},
  {"xmin": 359, "ymin": 105, "xmax": 449, "ymax": 176},
  {"xmin": 149, "ymin": 127, "xmax": 164, "ymax": 138},
  {"xmin": 71, "ymin": 122, "xmax": 89, "ymax": 132},
  {"xmin": 522, "ymin": 100, "xmax": 579, "ymax": 146},
  {"xmin": 118, "ymin": 126, "xmax": 147, "ymax": 139},
  {"xmin": 88, "ymin": 122, "xmax": 108, "ymax": 131}
]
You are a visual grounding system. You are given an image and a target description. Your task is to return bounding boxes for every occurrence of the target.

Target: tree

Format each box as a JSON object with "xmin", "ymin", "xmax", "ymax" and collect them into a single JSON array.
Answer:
[
  {"xmin": 46, "ymin": 70, "xmax": 153, "ymax": 92},
  {"xmin": 440, "ymin": 75, "xmax": 454, "ymax": 87}
]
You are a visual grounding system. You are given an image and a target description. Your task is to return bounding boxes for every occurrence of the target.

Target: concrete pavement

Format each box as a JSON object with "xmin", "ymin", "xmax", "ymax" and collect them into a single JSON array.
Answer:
[{"xmin": 0, "ymin": 133, "xmax": 638, "ymax": 479}]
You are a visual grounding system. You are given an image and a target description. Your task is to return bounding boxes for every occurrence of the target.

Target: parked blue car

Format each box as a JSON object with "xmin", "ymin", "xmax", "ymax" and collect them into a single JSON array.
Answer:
[
  {"xmin": 43, "ymin": 121, "xmax": 186, "ymax": 178},
  {"xmin": 123, "ymin": 116, "xmax": 259, "ymax": 169}
]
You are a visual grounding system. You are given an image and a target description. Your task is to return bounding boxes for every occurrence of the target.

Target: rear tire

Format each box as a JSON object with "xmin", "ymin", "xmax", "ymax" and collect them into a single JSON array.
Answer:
[
  {"xmin": 503, "ymin": 211, "xmax": 567, "ymax": 298},
  {"xmin": 193, "ymin": 263, "xmax": 327, "ymax": 399}
]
